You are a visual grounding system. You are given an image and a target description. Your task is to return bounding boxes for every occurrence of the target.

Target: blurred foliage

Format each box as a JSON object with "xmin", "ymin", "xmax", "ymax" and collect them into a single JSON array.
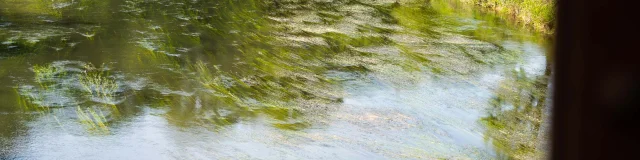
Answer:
[
  {"xmin": 455, "ymin": 0, "xmax": 555, "ymax": 33},
  {"xmin": 482, "ymin": 68, "xmax": 550, "ymax": 159},
  {"xmin": 16, "ymin": 62, "xmax": 123, "ymax": 134}
]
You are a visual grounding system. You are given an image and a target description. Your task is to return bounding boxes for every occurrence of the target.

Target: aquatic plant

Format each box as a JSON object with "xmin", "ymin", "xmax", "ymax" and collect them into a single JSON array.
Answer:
[
  {"xmin": 193, "ymin": 62, "xmax": 245, "ymax": 106},
  {"xmin": 17, "ymin": 64, "xmax": 71, "ymax": 110},
  {"xmin": 78, "ymin": 71, "xmax": 119, "ymax": 100},
  {"xmin": 15, "ymin": 88, "xmax": 47, "ymax": 112},
  {"xmin": 76, "ymin": 106, "xmax": 110, "ymax": 134},
  {"xmin": 33, "ymin": 64, "xmax": 59, "ymax": 83}
]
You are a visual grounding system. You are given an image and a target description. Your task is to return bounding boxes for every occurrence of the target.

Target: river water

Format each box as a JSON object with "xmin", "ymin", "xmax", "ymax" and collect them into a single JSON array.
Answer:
[{"xmin": 0, "ymin": 0, "xmax": 551, "ymax": 159}]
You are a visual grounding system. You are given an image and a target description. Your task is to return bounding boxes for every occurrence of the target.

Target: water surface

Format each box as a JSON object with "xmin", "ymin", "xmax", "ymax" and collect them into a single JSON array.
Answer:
[{"xmin": 0, "ymin": 0, "xmax": 551, "ymax": 159}]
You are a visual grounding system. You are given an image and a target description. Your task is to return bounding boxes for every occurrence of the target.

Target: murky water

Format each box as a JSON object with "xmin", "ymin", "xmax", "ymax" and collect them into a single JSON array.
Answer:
[{"xmin": 0, "ymin": 0, "xmax": 552, "ymax": 159}]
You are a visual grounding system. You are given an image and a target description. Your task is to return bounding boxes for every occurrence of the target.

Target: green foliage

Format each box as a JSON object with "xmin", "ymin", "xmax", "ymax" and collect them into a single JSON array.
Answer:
[
  {"xmin": 460, "ymin": 0, "xmax": 555, "ymax": 33},
  {"xmin": 33, "ymin": 64, "xmax": 59, "ymax": 83},
  {"xmin": 481, "ymin": 68, "xmax": 550, "ymax": 159},
  {"xmin": 78, "ymin": 72, "xmax": 119, "ymax": 100},
  {"xmin": 16, "ymin": 62, "xmax": 122, "ymax": 133},
  {"xmin": 76, "ymin": 106, "xmax": 110, "ymax": 134}
]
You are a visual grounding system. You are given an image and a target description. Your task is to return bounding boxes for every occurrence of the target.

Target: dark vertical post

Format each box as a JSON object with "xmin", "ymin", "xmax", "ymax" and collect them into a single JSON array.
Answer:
[{"xmin": 553, "ymin": 0, "xmax": 640, "ymax": 159}]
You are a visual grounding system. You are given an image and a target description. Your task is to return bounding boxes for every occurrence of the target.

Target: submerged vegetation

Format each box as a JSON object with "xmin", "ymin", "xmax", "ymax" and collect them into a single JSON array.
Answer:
[
  {"xmin": 32, "ymin": 64, "xmax": 61, "ymax": 83},
  {"xmin": 78, "ymin": 71, "xmax": 119, "ymax": 101},
  {"xmin": 15, "ymin": 62, "xmax": 122, "ymax": 134},
  {"xmin": 76, "ymin": 106, "xmax": 110, "ymax": 133}
]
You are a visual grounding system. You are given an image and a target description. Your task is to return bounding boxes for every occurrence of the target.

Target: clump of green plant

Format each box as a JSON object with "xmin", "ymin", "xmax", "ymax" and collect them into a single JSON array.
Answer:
[
  {"xmin": 33, "ymin": 64, "xmax": 59, "ymax": 83},
  {"xmin": 76, "ymin": 106, "xmax": 110, "ymax": 134},
  {"xmin": 18, "ymin": 64, "xmax": 67, "ymax": 109},
  {"xmin": 193, "ymin": 62, "xmax": 246, "ymax": 107},
  {"xmin": 15, "ymin": 88, "xmax": 47, "ymax": 112},
  {"xmin": 78, "ymin": 72, "xmax": 118, "ymax": 99}
]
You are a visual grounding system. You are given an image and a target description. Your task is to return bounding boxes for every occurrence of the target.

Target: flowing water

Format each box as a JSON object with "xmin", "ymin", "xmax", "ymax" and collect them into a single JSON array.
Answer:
[{"xmin": 0, "ymin": 0, "xmax": 552, "ymax": 159}]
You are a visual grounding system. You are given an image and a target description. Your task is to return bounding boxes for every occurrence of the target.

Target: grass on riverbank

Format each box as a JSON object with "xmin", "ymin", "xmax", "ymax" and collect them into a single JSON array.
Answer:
[{"xmin": 458, "ymin": 0, "xmax": 555, "ymax": 33}]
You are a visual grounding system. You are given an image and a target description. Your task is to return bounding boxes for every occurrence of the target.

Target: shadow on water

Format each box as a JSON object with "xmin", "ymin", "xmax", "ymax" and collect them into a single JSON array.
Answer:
[{"xmin": 1, "ymin": 0, "xmax": 552, "ymax": 159}]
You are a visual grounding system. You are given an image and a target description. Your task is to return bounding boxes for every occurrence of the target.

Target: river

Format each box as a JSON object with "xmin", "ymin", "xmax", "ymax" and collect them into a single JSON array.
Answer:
[{"xmin": 0, "ymin": 0, "xmax": 552, "ymax": 159}]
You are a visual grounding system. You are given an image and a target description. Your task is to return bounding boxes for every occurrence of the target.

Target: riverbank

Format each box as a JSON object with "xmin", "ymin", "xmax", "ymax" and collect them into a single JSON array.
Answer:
[{"xmin": 457, "ymin": 0, "xmax": 555, "ymax": 34}]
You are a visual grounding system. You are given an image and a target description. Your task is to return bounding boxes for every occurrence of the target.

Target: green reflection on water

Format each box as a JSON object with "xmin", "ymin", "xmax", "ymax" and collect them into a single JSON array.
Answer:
[{"xmin": 482, "ymin": 67, "xmax": 551, "ymax": 159}]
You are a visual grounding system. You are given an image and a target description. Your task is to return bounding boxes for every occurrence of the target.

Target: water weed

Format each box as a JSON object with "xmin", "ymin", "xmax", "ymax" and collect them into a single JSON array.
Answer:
[
  {"xmin": 78, "ymin": 71, "xmax": 119, "ymax": 101},
  {"xmin": 76, "ymin": 106, "xmax": 110, "ymax": 134}
]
